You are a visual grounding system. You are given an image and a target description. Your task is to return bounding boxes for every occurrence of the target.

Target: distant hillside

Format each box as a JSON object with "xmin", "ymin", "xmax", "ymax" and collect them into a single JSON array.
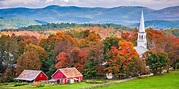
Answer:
[
  {"xmin": 0, "ymin": 5, "xmax": 179, "ymax": 26},
  {"xmin": 21, "ymin": 23, "xmax": 134, "ymax": 31},
  {"xmin": 163, "ymin": 28, "xmax": 179, "ymax": 37},
  {"xmin": 0, "ymin": 17, "xmax": 47, "ymax": 30},
  {"xmin": 131, "ymin": 20, "xmax": 179, "ymax": 30}
]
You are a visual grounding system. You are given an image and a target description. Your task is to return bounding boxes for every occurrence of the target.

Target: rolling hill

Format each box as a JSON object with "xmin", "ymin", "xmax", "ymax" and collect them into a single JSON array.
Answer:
[
  {"xmin": 0, "ymin": 17, "xmax": 47, "ymax": 30},
  {"xmin": 0, "ymin": 5, "xmax": 179, "ymax": 30},
  {"xmin": 131, "ymin": 20, "xmax": 179, "ymax": 30}
]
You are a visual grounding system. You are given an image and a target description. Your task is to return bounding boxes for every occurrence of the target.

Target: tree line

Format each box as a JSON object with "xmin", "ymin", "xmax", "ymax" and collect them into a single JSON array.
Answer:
[
  {"xmin": 0, "ymin": 27, "xmax": 178, "ymax": 82},
  {"xmin": 20, "ymin": 23, "xmax": 133, "ymax": 31}
]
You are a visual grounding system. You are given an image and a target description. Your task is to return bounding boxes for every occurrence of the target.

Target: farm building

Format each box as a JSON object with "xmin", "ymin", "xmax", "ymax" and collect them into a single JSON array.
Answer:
[
  {"xmin": 51, "ymin": 67, "xmax": 83, "ymax": 84},
  {"xmin": 15, "ymin": 70, "xmax": 48, "ymax": 82}
]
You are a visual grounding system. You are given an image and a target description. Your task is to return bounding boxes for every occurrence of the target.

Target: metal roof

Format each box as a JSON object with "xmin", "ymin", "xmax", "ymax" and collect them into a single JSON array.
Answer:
[
  {"xmin": 52, "ymin": 67, "xmax": 83, "ymax": 78},
  {"xmin": 15, "ymin": 70, "xmax": 48, "ymax": 81},
  {"xmin": 134, "ymin": 46, "xmax": 148, "ymax": 56}
]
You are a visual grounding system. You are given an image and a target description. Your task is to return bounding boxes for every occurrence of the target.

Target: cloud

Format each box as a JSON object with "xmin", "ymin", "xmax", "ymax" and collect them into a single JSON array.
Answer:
[
  {"xmin": 0, "ymin": 0, "xmax": 178, "ymax": 9},
  {"xmin": 63, "ymin": 0, "xmax": 69, "ymax": 3},
  {"xmin": 46, "ymin": 0, "xmax": 53, "ymax": 3}
]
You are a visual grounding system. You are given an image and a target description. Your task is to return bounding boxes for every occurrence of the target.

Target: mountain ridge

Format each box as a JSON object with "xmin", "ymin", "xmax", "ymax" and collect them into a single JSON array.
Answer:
[
  {"xmin": 0, "ymin": 5, "xmax": 179, "ymax": 30},
  {"xmin": 0, "ymin": 17, "xmax": 47, "ymax": 30},
  {"xmin": 131, "ymin": 20, "xmax": 179, "ymax": 30}
]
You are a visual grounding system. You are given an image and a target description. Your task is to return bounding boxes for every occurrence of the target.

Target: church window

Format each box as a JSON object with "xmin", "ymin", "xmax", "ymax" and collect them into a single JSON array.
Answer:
[{"xmin": 139, "ymin": 35, "xmax": 143, "ymax": 39}]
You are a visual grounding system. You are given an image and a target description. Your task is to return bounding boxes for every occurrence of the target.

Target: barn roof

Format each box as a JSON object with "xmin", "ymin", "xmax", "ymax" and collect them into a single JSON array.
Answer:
[
  {"xmin": 52, "ymin": 67, "xmax": 83, "ymax": 78},
  {"xmin": 15, "ymin": 70, "xmax": 48, "ymax": 81}
]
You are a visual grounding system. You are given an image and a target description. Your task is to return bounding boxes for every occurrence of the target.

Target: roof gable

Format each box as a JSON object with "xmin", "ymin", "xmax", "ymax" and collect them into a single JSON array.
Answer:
[{"xmin": 55, "ymin": 67, "xmax": 83, "ymax": 78}]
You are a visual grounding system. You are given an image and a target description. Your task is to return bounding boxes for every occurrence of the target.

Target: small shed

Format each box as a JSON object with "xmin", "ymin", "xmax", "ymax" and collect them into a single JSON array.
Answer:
[
  {"xmin": 51, "ymin": 67, "xmax": 83, "ymax": 84},
  {"xmin": 15, "ymin": 70, "xmax": 48, "ymax": 82}
]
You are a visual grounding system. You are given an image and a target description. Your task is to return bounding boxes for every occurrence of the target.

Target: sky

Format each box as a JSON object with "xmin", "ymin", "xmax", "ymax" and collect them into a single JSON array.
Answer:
[{"xmin": 0, "ymin": 0, "xmax": 179, "ymax": 9}]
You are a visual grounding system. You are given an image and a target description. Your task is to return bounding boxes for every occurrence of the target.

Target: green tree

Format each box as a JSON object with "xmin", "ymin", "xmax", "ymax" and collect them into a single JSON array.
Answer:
[
  {"xmin": 0, "ymin": 35, "xmax": 8, "ymax": 74},
  {"xmin": 145, "ymin": 51, "xmax": 169, "ymax": 75},
  {"xmin": 0, "ymin": 34, "xmax": 18, "ymax": 74},
  {"xmin": 83, "ymin": 58, "xmax": 97, "ymax": 77},
  {"xmin": 83, "ymin": 49, "xmax": 102, "ymax": 77}
]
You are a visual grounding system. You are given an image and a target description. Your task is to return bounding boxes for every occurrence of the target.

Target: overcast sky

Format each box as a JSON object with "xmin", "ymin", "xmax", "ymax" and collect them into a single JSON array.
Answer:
[{"xmin": 0, "ymin": 0, "xmax": 179, "ymax": 9}]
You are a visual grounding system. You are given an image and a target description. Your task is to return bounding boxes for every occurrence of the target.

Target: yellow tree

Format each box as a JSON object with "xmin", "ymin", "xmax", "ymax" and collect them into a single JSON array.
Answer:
[
  {"xmin": 16, "ymin": 51, "xmax": 42, "ymax": 75},
  {"xmin": 24, "ymin": 43, "xmax": 47, "ymax": 62}
]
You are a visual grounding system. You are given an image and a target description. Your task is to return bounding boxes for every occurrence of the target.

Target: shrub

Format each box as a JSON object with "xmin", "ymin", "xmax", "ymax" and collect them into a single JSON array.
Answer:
[
  {"xmin": 14, "ymin": 82, "xmax": 28, "ymax": 86},
  {"xmin": 0, "ymin": 78, "xmax": 5, "ymax": 83},
  {"xmin": 0, "ymin": 68, "xmax": 15, "ymax": 83}
]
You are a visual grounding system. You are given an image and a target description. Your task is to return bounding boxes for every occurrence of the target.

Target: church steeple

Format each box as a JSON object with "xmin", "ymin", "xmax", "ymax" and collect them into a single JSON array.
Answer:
[
  {"xmin": 139, "ymin": 10, "xmax": 145, "ymax": 32},
  {"xmin": 137, "ymin": 10, "xmax": 147, "ymax": 48}
]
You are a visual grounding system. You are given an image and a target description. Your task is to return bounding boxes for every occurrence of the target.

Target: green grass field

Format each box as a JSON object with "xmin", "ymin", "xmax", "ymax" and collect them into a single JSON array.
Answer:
[
  {"xmin": 1, "ymin": 70, "xmax": 179, "ymax": 89},
  {"xmin": 96, "ymin": 70, "xmax": 179, "ymax": 89},
  {"xmin": 0, "ymin": 82, "xmax": 97, "ymax": 89}
]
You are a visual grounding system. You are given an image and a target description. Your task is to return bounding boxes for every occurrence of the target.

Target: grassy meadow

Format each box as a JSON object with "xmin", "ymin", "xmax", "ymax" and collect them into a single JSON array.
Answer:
[
  {"xmin": 96, "ymin": 70, "xmax": 179, "ymax": 89},
  {"xmin": 0, "ymin": 70, "xmax": 179, "ymax": 89},
  {"xmin": 0, "ymin": 82, "xmax": 97, "ymax": 89}
]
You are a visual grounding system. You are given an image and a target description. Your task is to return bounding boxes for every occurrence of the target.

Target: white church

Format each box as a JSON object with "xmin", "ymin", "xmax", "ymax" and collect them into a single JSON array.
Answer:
[
  {"xmin": 106, "ymin": 10, "xmax": 148, "ymax": 79},
  {"xmin": 134, "ymin": 10, "xmax": 148, "ymax": 57}
]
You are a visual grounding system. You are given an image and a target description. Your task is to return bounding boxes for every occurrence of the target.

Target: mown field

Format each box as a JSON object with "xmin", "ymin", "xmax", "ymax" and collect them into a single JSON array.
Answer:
[
  {"xmin": 0, "ymin": 82, "xmax": 97, "ymax": 89},
  {"xmin": 96, "ymin": 70, "xmax": 179, "ymax": 89},
  {"xmin": 0, "ymin": 70, "xmax": 179, "ymax": 89}
]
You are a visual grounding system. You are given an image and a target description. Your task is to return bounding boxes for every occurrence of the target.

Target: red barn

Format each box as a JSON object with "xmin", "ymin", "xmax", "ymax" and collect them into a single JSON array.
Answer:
[
  {"xmin": 51, "ymin": 67, "xmax": 83, "ymax": 84},
  {"xmin": 15, "ymin": 70, "xmax": 48, "ymax": 82}
]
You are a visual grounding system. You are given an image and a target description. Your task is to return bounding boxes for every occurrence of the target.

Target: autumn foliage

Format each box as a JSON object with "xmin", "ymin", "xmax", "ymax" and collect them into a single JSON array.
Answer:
[
  {"xmin": 105, "ymin": 40, "xmax": 140, "ymax": 77},
  {"xmin": 0, "ymin": 27, "xmax": 178, "ymax": 82},
  {"xmin": 16, "ymin": 51, "xmax": 42, "ymax": 75}
]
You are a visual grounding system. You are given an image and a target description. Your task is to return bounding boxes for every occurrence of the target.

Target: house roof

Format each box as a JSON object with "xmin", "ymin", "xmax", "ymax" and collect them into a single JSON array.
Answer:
[
  {"xmin": 15, "ymin": 70, "xmax": 48, "ymax": 81},
  {"xmin": 134, "ymin": 46, "xmax": 148, "ymax": 57},
  {"xmin": 52, "ymin": 67, "xmax": 83, "ymax": 78}
]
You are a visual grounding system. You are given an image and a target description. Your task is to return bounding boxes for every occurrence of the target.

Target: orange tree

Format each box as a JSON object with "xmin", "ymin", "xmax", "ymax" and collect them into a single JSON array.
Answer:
[
  {"xmin": 146, "ymin": 28, "xmax": 179, "ymax": 70},
  {"xmin": 163, "ymin": 35, "xmax": 179, "ymax": 70},
  {"xmin": 55, "ymin": 47, "xmax": 88, "ymax": 72},
  {"xmin": 105, "ymin": 40, "xmax": 140, "ymax": 78},
  {"xmin": 39, "ymin": 31, "xmax": 76, "ymax": 77}
]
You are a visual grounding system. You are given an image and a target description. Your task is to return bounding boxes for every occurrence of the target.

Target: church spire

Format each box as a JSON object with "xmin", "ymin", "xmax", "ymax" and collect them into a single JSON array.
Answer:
[
  {"xmin": 137, "ymin": 10, "xmax": 147, "ymax": 48},
  {"xmin": 134, "ymin": 10, "xmax": 148, "ymax": 57},
  {"xmin": 139, "ymin": 10, "xmax": 145, "ymax": 32}
]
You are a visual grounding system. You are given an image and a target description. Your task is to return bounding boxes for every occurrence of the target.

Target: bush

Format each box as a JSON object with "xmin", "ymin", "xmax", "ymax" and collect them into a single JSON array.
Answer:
[
  {"xmin": 14, "ymin": 82, "xmax": 28, "ymax": 86},
  {"xmin": 32, "ymin": 82, "xmax": 45, "ymax": 87},
  {"xmin": 0, "ymin": 68, "xmax": 15, "ymax": 83},
  {"xmin": 0, "ymin": 78, "xmax": 4, "ymax": 83}
]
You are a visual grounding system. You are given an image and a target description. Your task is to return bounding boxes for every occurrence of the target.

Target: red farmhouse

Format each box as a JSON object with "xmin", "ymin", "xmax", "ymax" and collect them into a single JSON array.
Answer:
[
  {"xmin": 15, "ymin": 70, "xmax": 48, "ymax": 82},
  {"xmin": 51, "ymin": 67, "xmax": 83, "ymax": 84}
]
